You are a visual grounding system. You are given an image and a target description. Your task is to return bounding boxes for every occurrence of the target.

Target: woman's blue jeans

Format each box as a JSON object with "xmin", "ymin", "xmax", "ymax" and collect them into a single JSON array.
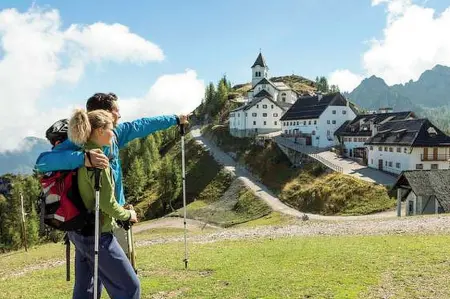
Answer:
[{"xmin": 68, "ymin": 231, "xmax": 140, "ymax": 299}]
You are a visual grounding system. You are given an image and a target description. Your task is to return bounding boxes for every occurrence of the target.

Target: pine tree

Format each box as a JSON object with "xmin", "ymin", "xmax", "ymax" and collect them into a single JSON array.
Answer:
[{"xmin": 124, "ymin": 157, "xmax": 146, "ymax": 202}]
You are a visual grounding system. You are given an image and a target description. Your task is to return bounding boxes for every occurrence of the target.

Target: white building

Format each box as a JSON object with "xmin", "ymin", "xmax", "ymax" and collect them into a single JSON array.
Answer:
[
  {"xmin": 229, "ymin": 91, "xmax": 290, "ymax": 137},
  {"xmin": 229, "ymin": 52, "xmax": 294, "ymax": 137},
  {"xmin": 279, "ymin": 93, "xmax": 357, "ymax": 148},
  {"xmin": 335, "ymin": 111, "xmax": 416, "ymax": 161},
  {"xmin": 365, "ymin": 118, "xmax": 450, "ymax": 174}
]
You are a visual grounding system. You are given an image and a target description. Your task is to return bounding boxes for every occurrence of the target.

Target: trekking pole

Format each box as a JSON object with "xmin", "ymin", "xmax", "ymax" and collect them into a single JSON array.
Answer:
[
  {"xmin": 180, "ymin": 123, "xmax": 188, "ymax": 270},
  {"xmin": 127, "ymin": 223, "xmax": 137, "ymax": 273},
  {"xmin": 93, "ymin": 169, "xmax": 101, "ymax": 299},
  {"xmin": 64, "ymin": 233, "xmax": 70, "ymax": 281},
  {"xmin": 20, "ymin": 193, "xmax": 28, "ymax": 252}
]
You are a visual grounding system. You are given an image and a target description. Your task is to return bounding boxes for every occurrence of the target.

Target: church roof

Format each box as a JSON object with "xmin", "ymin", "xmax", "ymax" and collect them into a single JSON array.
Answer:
[
  {"xmin": 251, "ymin": 53, "xmax": 267, "ymax": 68},
  {"xmin": 254, "ymin": 89, "xmax": 273, "ymax": 98}
]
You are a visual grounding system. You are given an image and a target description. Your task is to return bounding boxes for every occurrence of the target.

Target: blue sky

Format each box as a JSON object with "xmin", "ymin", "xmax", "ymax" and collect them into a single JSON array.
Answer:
[
  {"xmin": 0, "ymin": 0, "xmax": 449, "ymax": 151},
  {"xmin": 0, "ymin": 0, "xmax": 396, "ymax": 95}
]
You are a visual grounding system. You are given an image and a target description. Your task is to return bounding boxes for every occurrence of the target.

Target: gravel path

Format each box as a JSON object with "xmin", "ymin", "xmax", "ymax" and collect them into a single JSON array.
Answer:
[
  {"xmin": 3, "ymin": 215, "xmax": 450, "ymax": 281},
  {"xmin": 137, "ymin": 215, "xmax": 450, "ymax": 247},
  {"xmin": 191, "ymin": 127, "xmax": 399, "ymax": 221}
]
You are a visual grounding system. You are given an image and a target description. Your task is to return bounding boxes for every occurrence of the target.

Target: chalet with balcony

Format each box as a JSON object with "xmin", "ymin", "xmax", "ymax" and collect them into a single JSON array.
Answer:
[
  {"xmin": 334, "ymin": 111, "xmax": 416, "ymax": 161},
  {"xmin": 365, "ymin": 118, "xmax": 450, "ymax": 174}
]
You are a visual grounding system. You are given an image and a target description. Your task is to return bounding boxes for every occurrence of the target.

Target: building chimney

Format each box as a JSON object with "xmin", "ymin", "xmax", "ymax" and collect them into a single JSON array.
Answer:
[{"xmin": 317, "ymin": 92, "xmax": 323, "ymax": 101}]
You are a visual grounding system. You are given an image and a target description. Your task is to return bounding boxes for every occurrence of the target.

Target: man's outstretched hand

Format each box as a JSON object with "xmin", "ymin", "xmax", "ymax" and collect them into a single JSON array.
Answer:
[
  {"xmin": 84, "ymin": 149, "xmax": 109, "ymax": 169},
  {"xmin": 178, "ymin": 114, "xmax": 190, "ymax": 125}
]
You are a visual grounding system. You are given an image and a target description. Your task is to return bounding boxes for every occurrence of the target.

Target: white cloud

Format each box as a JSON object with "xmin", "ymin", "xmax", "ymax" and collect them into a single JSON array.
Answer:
[
  {"xmin": 64, "ymin": 22, "xmax": 164, "ymax": 64},
  {"xmin": 117, "ymin": 69, "xmax": 205, "ymax": 122},
  {"xmin": 328, "ymin": 69, "xmax": 364, "ymax": 92},
  {"xmin": 330, "ymin": 0, "xmax": 450, "ymax": 90},
  {"xmin": 364, "ymin": 0, "xmax": 450, "ymax": 85},
  {"xmin": 0, "ymin": 7, "xmax": 173, "ymax": 152}
]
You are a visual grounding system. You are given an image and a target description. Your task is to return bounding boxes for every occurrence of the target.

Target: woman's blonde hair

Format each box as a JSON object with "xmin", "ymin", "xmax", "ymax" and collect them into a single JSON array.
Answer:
[{"xmin": 68, "ymin": 109, "xmax": 113, "ymax": 145}]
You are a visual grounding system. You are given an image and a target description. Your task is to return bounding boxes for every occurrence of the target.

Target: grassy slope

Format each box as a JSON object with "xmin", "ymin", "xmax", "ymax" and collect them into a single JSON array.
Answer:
[
  {"xmin": 203, "ymin": 125, "xmax": 395, "ymax": 215},
  {"xmin": 136, "ymin": 133, "xmax": 273, "ymax": 227},
  {"xmin": 172, "ymin": 177, "xmax": 272, "ymax": 227},
  {"xmin": 2, "ymin": 233, "xmax": 450, "ymax": 298}
]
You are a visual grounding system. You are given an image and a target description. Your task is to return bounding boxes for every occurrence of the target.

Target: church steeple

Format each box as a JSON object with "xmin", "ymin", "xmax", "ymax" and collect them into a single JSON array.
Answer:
[
  {"xmin": 252, "ymin": 52, "xmax": 267, "ymax": 68},
  {"xmin": 251, "ymin": 51, "xmax": 269, "ymax": 87}
]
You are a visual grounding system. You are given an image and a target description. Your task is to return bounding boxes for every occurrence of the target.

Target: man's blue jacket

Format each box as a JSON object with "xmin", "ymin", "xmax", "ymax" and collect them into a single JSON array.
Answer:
[{"xmin": 35, "ymin": 115, "xmax": 178, "ymax": 206}]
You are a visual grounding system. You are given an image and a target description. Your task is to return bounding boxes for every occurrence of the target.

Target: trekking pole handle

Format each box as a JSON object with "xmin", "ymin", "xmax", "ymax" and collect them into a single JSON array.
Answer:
[
  {"xmin": 94, "ymin": 168, "xmax": 101, "ymax": 191},
  {"xmin": 179, "ymin": 124, "xmax": 186, "ymax": 136}
]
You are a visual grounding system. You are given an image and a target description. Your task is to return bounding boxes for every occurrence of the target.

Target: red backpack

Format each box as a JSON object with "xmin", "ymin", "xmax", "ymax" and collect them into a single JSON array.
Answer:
[{"xmin": 39, "ymin": 170, "xmax": 93, "ymax": 231}]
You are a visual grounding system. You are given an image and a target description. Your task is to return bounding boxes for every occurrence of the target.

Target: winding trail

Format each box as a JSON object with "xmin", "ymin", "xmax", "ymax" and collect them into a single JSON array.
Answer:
[{"xmin": 191, "ymin": 127, "xmax": 399, "ymax": 221}]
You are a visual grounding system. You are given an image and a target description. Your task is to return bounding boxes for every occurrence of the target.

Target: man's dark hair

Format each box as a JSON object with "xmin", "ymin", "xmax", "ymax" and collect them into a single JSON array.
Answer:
[{"xmin": 86, "ymin": 92, "xmax": 118, "ymax": 112}]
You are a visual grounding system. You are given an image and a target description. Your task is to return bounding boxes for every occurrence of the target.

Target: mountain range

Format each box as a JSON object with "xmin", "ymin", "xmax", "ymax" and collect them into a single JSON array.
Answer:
[
  {"xmin": 0, "ymin": 137, "xmax": 50, "ymax": 175},
  {"xmin": 346, "ymin": 64, "xmax": 450, "ymax": 112}
]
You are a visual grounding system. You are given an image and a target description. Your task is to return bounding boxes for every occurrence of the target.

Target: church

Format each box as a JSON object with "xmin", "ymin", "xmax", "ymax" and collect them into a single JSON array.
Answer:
[{"xmin": 229, "ymin": 52, "xmax": 295, "ymax": 137}]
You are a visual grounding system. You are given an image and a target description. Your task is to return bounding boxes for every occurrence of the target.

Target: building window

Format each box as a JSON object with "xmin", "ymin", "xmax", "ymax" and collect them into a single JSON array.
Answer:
[
  {"xmin": 303, "ymin": 121, "xmax": 306, "ymax": 125},
  {"xmin": 332, "ymin": 120, "xmax": 336, "ymax": 124},
  {"xmin": 312, "ymin": 130, "xmax": 316, "ymax": 135},
  {"xmin": 237, "ymin": 113, "xmax": 240, "ymax": 117},
  {"xmin": 309, "ymin": 121, "xmax": 312, "ymax": 125},
  {"xmin": 285, "ymin": 130, "xmax": 288, "ymax": 134},
  {"xmin": 370, "ymin": 146, "xmax": 373, "ymax": 150},
  {"xmin": 290, "ymin": 122, "xmax": 293, "ymax": 126},
  {"xmin": 327, "ymin": 120, "xmax": 330, "ymax": 124},
  {"xmin": 343, "ymin": 110, "xmax": 347, "ymax": 115},
  {"xmin": 397, "ymin": 147, "xmax": 401, "ymax": 153},
  {"xmin": 353, "ymin": 137, "xmax": 357, "ymax": 142},
  {"xmin": 314, "ymin": 120, "xmax": 317, "ymax": 125},
  {"xmin": 431, "ymin": 164, "xmax": 438, "ymax": 170},
  {"xmin": 256, "ymin": 105, "xmax": 259, "ymax": 108},
  {"xmin": 404, "ymin": 148, "xmax": 408, "ymax": 153},
  {"xmin": 332, "ymin": 110, "xmax": 336, "ymax": 114},
  {"xmin": 245, "ymin": 113, "xmax": 248, "ymax": 116},
  {"xmin": 385, "ymin": 161, "xmax": 388, "ymax": 166},
  {"xmin": 263, "ymin": 105, "xmax": 267, "ymax": 109},
  {"xmin": 384, "ymin": 147, "xmax": 388, "ymax": 151},
  {"xmin": 416, "ymin": 164, "xmax": 423, "ymax": 170},
  {"xmin": 281, "ymin": 92, "xmax": 286, "ymax": 102},
  {"xmin": 252, "ymin": 113, "xmax": 257, "ymax": 117},
  {"xmin": 253, "ymin": 121, "xmax": 256, "ymax": 125},
  {"xmin": 377, "ymin": 147, "xmax": 381, "ymax": 151},
  {"xmin": 274, "ymin": 121, "xmax": 277, "ymax": 125},
  {"xmin": 271, "ymin": 105, "xmax": 274, "ymax": 109},
  {"xmin": 273, "ymin": 113, "xmax": 278, "ymax": 117},
  {"xmin": 297, "ymin": 121, "xmax": 299, "ymax": 125},
  {"xmin": 389, "ymin": 147, "xmax": 393, "ymax": 152},
  {"xmin": 396, "ymin": 163, "xmax": 401, "ymax": 168},
  {"xmin": 388, "ymin": 161, "xmax": 393, "ymax": 167},
  {"xmin": 263, "ymin": 113, "xmax": 268, "ymax": 117},
  {"xmin": 371, "ymin": 159, "xmax": 373, "ymax": 164},
  {"xmin": 263, "ymin": 121, "xmax": 267, "ymax": 126},
  {"xmin": 230, "ymin": 113, "xmax": 234, "ymax": 117}
]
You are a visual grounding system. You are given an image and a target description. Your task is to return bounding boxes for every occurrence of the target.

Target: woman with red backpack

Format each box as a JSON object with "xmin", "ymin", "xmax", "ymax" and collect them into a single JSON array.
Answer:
[{"xmin": 67, "ymin": 108, "xmax": 140, "ymax": 299}]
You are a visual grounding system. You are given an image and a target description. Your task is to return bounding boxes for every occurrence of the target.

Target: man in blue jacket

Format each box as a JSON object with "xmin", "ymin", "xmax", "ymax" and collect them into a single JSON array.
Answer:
[
  {"xmin": 35, "ymin": 93, "xmax": 188, "ymax": 293},
  {"xmin": 36, "ymin": 93, "xmax": 188, "ymax": 208}
]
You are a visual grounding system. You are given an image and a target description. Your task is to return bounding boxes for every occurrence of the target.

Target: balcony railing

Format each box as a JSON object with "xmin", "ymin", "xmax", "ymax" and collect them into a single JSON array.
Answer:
[{"xmin": 421, "ymin": 154, "xmax": 450, "ymax": 161}]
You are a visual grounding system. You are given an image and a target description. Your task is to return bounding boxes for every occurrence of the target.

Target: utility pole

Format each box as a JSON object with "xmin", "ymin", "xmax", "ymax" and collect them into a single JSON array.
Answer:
[{"xmin": 20, "ymin": 193, "xmax": 28, "ymax": 252}]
